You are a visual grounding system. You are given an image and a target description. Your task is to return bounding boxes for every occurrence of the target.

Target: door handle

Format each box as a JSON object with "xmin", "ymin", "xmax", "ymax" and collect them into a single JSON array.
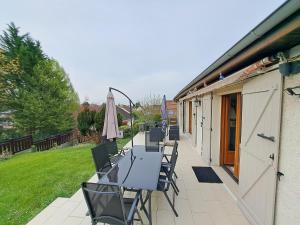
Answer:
[{"xmin": 257, "ymin": 133, "xmax": 275, "ymax": 142}]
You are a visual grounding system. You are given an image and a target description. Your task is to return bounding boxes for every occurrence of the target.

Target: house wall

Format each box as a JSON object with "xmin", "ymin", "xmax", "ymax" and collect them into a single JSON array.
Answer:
[
  {"xmin": 210, "ymin": 94, "xmax": 221, "ymax": 166},
  {"xmin": 191, "ymin": 99, "xmax": 197, "ymax": 146},
  {"xmin": 275, "ymin": 72, "xmax": 300, "ymax": 225},
  {"xmin": 185, "ymin": 100, "xmax": 190, "ymax": 134},
  {"xmin": 177, "ymin": 102, "xmax": 183, "ymax": 134}
]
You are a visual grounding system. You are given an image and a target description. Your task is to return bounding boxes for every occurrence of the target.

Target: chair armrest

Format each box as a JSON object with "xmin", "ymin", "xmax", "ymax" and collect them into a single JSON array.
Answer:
[
  {"xmin": 127, "ymin": 192, "xmax": 141, "ymax": 222},
  {"xmin": 161, "ymin": 163, "xmax": 171, "ymax": 168},
  {"xmin": 159, "ymin": 179, "xmax": 172, "ymax": 184},
  {"xmin": 96, "ymin": 171, "xmax": 107, "ymax": 175}
]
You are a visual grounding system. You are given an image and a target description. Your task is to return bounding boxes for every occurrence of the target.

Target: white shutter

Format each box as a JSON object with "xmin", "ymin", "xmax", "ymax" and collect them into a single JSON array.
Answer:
[
  {"xmin": 238, "ymin": 70, "xmax": 282, "ymax": 225},
  {"xmin": 201, "ymin": 94, "xmax": 212, "ymax": 164},
  {"xmin": 196, "ymin": 100, "xmax": 203, "ymax": 151}
]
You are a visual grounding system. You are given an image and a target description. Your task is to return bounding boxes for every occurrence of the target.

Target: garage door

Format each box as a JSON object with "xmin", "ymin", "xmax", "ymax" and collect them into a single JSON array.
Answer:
[{"xmin": 239, "ymin": 71, "xmax": 282, "ymax": 225}]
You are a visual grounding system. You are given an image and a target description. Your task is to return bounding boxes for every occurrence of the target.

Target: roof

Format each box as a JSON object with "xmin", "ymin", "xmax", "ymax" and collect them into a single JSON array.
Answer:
[
  {"xmin": 174, "ymin": 0, "xmax": 300, "ymax": 101},
  {"xmin": 80, "ymin": 103, "xmax": 102, "ymax": 112},
  {"xmin": 166, "ymin": 100, "xmax": 177, "ymax": 111}
]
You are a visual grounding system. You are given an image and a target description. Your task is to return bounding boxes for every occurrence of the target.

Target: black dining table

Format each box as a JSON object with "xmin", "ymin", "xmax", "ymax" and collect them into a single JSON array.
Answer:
[{"xmin": 99, "ymin": 145, "xmax": 164, "ymax": 225}]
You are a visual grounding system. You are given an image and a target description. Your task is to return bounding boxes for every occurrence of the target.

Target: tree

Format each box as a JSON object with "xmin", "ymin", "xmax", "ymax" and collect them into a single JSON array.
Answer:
[
  {"xmin": 117, "ymin": 113, "xmax": 123, "ymax": 126},
  {"xmin": 13, "ymin": 59, "xmax": 79, "ymax": 138},
  {"xmin": 140, "ymin": 94, "xmax": 162, "ymax": 122},
  {"xmin": 0, "ymin": 23, "xmax": 79, "ymax": 139},
  {"xmin": 77, "ymin": 110, "xmax": 95, "ymax": 136},
  {"xmin": 94, "ymin": 105, "xmax": 106, "ymax": 132}
]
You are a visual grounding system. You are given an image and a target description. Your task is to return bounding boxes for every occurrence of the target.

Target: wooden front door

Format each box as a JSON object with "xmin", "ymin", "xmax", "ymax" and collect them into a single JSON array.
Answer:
[
  {"xmin": 220, "ymin": 93, "xmax": 242, "ymax": 178},
  {"xmin": 239, "ymin": 71, "xmax": 282, "ymax": 225},
  {"xmin": 188, "ymin": 101, "xmax": 192, "ymax": 134}
]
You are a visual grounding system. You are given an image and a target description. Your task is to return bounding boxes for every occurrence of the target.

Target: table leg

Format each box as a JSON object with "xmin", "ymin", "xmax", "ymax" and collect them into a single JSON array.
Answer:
[
  {"xmin": 140, "ymin": 191, "xmax": 153, "ymax": 225},
  {"xmin": 148, "ymin": 191, "xmax": 152, "ymax": 225}
]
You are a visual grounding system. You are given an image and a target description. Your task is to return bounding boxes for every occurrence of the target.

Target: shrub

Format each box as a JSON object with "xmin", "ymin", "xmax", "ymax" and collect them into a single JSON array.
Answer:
[
  {"xmin": 119, "ymin": 125, "xmax": 131, "ymax": 138},
  {"xmin": 0, "ymin": 148, "xmax": 12, "ymax": 160}
]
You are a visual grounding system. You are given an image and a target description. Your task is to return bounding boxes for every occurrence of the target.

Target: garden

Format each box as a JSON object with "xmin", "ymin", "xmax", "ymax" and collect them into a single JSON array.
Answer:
[{"xmin": 0, "ymin": 137, "xmax": 130, "ymax": 225}]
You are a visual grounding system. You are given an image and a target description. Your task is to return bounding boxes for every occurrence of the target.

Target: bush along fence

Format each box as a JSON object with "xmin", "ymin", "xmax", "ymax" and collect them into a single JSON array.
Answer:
[{"xmin": 0, "ymin": 131, "xmax": 76, "ymax": 154}]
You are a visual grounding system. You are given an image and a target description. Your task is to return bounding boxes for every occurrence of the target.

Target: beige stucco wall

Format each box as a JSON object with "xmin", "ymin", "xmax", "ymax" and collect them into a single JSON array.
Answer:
[
  {"xmin": 191, "ymin": 99, "xmax": 197, "ymax": 146},
  {"xmin": 185, "ymin": 100, "xmax": 189, "ymax": 133},
  {"xmin": 275, "ymin": 72, "xmax": 300, "ymax": 225},
  {"xmin": 177, "ymin": 102, "xmax": 183, "ymax": 134},
  {"xmin": 210, "ymin": 94, "xmax": 222, "ymax": 166}
]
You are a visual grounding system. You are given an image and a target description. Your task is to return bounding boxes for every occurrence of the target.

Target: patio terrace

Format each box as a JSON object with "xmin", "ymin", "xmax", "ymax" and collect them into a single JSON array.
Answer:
[{"xmin": 27, "ymin": 132, "xmax": 250, "ymax": 225}]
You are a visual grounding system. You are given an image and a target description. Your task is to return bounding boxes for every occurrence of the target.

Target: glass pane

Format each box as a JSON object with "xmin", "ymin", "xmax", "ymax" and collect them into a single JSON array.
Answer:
[{"xmin": 228, "ymin": 94, "xmax": 237, "ymax": 151}]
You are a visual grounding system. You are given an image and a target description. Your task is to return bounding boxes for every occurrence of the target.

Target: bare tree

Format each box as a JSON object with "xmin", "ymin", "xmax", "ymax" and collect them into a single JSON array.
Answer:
[{"xmin": 140, "ymin": 94, "xmax": 162, "ymax": 121}]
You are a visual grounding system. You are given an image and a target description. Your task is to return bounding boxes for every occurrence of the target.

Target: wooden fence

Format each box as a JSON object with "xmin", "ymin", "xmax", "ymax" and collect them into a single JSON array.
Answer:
[
  {"xmin": 0, "ymin": 131, "xmax": 99, "ymax": 154},
  {"xmin": 0, "ymin": 131, "xmax": 74, "ymax": 154},
  {"xmin": 0, "ymin": 135, "xmax": 33, "ymax": 154},
  {"xmin": 34, "ymin": 132, "xmax": 73, "ymax": 151}
]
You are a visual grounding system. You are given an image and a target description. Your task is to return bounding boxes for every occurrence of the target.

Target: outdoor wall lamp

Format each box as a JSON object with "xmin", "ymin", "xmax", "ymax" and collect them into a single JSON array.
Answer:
[
  {"xmin": 194, "ymin": 98, "xmax": 201, "ymax": 107},
  {"xmin": 285, "ymin": 85, "xmax": 300, "ymax": 97}
]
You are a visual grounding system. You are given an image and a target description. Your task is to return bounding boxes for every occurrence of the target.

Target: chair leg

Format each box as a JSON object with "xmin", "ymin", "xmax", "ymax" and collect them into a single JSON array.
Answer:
[
  {"xmin": 172, "ymin": 180, "xmax": 180, "ymax": 193},
  {"xmin": 171, "ymin": 182, "xmax": 179, "ymax": 196},
  {"xmin": 163, "ymin": 191, "xmax": 178, "ymax": 217},
  {"xmin": 174, "ymin": 171, "xmax": 178, "ymax": 179},
  {"xmin": 136, "ymin": 209, "xmax": 144, "ymax": 225}
]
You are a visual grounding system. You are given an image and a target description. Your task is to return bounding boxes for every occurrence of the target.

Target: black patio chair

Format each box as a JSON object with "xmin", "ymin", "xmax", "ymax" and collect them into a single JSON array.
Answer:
[
  {"xmin": 150, "ymin": 127, "xmax": 164, "ymax": 142},
  {"xmin": 104, "ymin": 140, "xmax": 127, "ymax": 165},
  {"xmin": 169, "ymin": 125, "xmax": 180, "ymax": 140},
  {"xmin": 157, "ymin": 145, "xmax": 179, "ymax": 217},
  {"xmin": 82, "ymin": 182, "xmax": 144, "ymax": 225},
  {"xmin": 145, "ymin": 131, "xmax": 160, "ymax": 152},
  {"xmin": 91, "ymin": 144, "xmax": 113, "ymax": 180},
  {"xmin": 161, "ymin": 141, "xmax": 179, "ymax": 193}
]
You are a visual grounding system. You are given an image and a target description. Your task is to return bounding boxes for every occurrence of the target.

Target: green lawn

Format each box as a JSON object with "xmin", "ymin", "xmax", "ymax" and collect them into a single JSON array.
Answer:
[{"xmin": 0, "ymin": 137, "xmax": 131, "ymax": 225}]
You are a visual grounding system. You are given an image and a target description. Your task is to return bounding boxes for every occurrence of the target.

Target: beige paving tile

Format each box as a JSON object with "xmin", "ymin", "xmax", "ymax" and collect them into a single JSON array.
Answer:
[
  {"xmin": 70, "ymin": 201, "xmax": 88, "ymax": 218},
  {"xmin": 230, "ymin": 214, "xmax": 251, "ymax": 225},
  {"xmin": 26, "ymin": 206, "xmax": 59, "ymax": 225},
  {"xmin": 156, "ymin": 209, "xmax": 175, "ymax": 225},
  {"xmin": 208, "ymin": 208, "xmax": 235, "ymax": 225},
  {"xmin": 192, "ymin": 212, "xmax": 214, "ymax": 225},
  {"xmin": 48, "ymin": 197, "xmax": 69, "ymax": 207},
  {"xmin": 62, "ymin": 216, "xmax": 84, "ymax": 225},
  {"xmin": 44, "ymin": 200, "xmax": 80, "ymax": 225}
]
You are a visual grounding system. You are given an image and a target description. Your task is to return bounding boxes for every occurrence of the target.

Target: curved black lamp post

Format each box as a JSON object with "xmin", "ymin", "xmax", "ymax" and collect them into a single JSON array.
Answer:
[{"xmin": 109, "ymin": 87, "xmax": 135, "ymax": 148}]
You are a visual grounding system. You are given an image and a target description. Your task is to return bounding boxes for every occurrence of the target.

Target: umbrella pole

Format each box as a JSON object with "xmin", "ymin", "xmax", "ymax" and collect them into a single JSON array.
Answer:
[
  {"xmin": 129, "ymin": 102, "xmax": 134, "ymax": 148},
  {"xmin": 109, "ymin": 87, "xmax": 135, "ymax": 148}
]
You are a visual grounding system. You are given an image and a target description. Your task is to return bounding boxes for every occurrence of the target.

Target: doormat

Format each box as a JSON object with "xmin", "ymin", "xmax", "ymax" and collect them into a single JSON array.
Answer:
[{"xmin": 192, "ymin": 166, "xmax": 223, "ymax": 183}]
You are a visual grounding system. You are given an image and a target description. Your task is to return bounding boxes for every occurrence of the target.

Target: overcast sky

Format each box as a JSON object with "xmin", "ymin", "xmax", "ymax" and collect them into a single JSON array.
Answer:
[{"xmin": 0, "ymin": 0, "xmax": 285, "ymax": 104}]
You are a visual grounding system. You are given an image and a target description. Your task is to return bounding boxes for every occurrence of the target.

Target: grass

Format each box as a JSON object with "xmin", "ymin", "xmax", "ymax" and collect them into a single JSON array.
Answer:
[{"xmin": 0, "ymin": 137, "xmax": 131, "ymax": 225}]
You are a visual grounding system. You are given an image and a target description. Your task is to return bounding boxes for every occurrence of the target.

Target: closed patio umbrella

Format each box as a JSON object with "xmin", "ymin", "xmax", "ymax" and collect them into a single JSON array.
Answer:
[
  {"xmin": 161, "ymin": 95, "xmax": 168, "ymax": 133},
  {"xmin": 102, "ymin": 90, "xmax": 120, "ymax": 139}
]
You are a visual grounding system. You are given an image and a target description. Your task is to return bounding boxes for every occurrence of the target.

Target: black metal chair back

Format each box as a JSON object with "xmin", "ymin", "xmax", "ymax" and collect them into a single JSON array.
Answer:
[
  {"xmin": 105, "ymin": 140, "xmax": 119, "ymax": 156},
  {"xmin": 169, "ymin": 126, "xmax": 180, "ymax": 140},
  {"xmin": 149, "ymin": 127, "xmax": 163, "ymax": 142},
  {"xmin": 145, "ymin": 131, "xmax": 159, "ymax": 152},
  {"xmin": 91, "ymin": 143, "xmax": 112, "ymax": 179},
  {"xmin": 82, "ymin": 182, "xmax": 128, "ymax": 225},
  {"xmin": 166, "ymin": 141, "xmax": 178, "ymax": 190}
]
